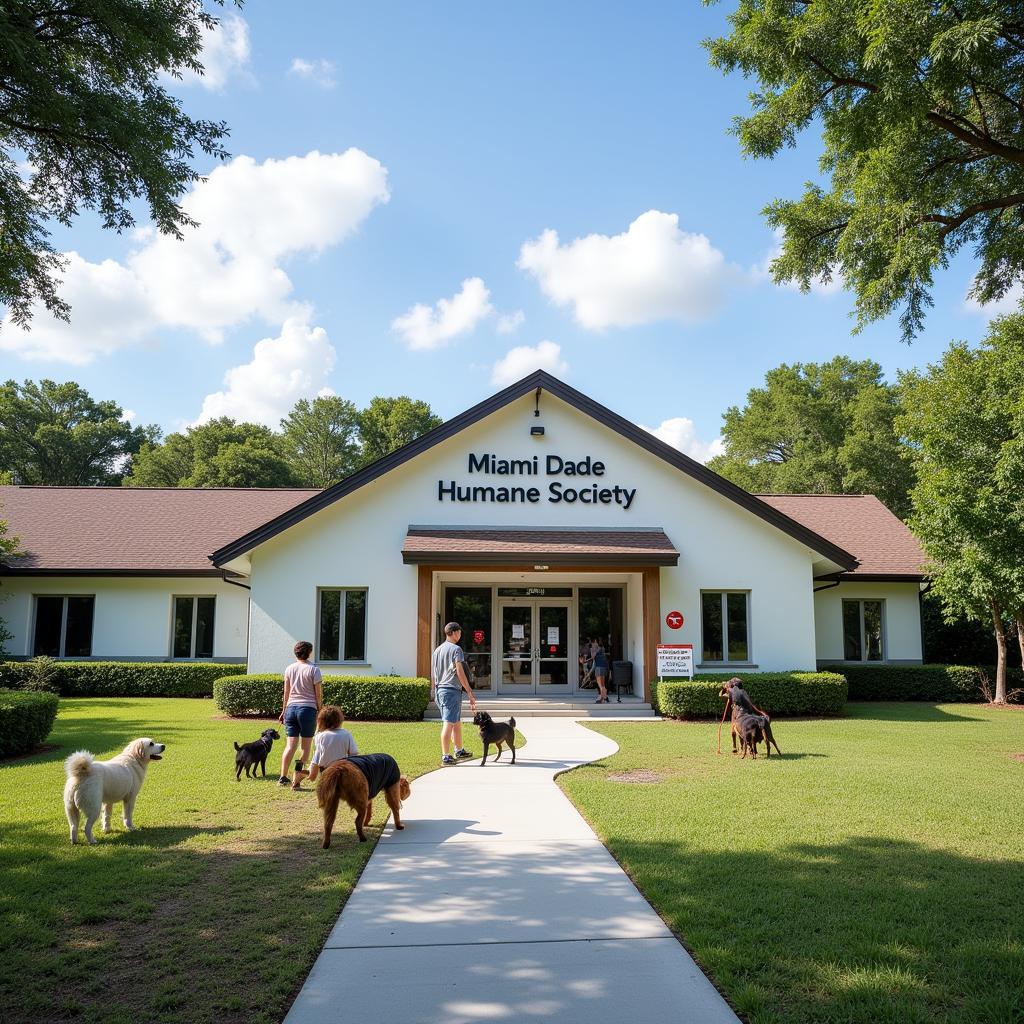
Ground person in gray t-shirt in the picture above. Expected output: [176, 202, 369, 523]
[431, 622, 477, 766]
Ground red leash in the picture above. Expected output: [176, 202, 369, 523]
[717, 698, 730, 755]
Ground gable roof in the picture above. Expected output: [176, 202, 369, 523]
[756, 494, 925, 580]
[209, 371, 858, 571]
[0, 486, 319, 575]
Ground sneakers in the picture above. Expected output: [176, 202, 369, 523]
[277, 776, 290, 786]
[454, 748, 474, 760]
[441, 754, 457, 766]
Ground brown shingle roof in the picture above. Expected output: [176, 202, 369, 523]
[0, 486, 320, 574]
[402, 527, 679, 566]
[755, 494, 925, 579]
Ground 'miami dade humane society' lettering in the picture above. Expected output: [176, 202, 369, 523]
[438, 453, 637, 509]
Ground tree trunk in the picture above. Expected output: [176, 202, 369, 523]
[1016, 616, 1024, 673]
[990, 597, 1007, 704]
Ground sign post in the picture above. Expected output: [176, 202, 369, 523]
[656, 644, 694, 684]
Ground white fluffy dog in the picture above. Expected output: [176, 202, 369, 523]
[63, 738, 165, 845]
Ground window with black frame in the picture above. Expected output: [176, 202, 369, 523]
[33, 595, 95, 657]
[443, 587, 492, 689]
[701, 591, 750, 663]
[172, 596, 216, 658]
[318, 588, 368, 663]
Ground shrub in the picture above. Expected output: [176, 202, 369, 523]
[0, 661, 246, 698]
[213, 674, 431, 721]
[839, 663, 1024, 702]
[653, 672, 848, 720]
[0, 689, 59, 758]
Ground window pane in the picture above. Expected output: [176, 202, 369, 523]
[173, 597, 193, 658]
[726, 593, 749, 662]
[319, 590, 341, 661]
[843, 601, 862, 661]
[195, 597, 215, 658]
[579, 588, 624, 664]
[33, 596, 63, 656]
[343, 590, 366, 661]
[864, 601, 883, 661]
[702, 592, 723, 662]
[445, 587, 492, 688]
[64, 597, 94, 657]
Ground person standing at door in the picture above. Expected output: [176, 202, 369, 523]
[593, 639, 609, 703]
[431, 622, 477, 766]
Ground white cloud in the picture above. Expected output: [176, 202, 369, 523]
[641, 417, 725, 464]
[289, 57, 338, 89]
[0, 149, 390, 363]
[963, 281, 1023, 318]
[518, 211, 741, 329]
[752, 228, 843, 296]
[491, 340, 568, 387]
[121, 409, 137, 423]
[194, 315, 336, 426]
[496, 310, 525, 334]
[176, 14, 252, 91]
[392, 277, 494, 350]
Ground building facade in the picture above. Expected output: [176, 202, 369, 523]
[1, 372, 926, 698]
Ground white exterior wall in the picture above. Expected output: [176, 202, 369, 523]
[1, 577, 249, 660]
[814, 581, 923, 663]
[247, 392, 823, 676]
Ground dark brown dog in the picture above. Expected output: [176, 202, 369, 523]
[718, 681, 781, 759]
[316, 753, 411, 847]
[472, 711, 516, 766]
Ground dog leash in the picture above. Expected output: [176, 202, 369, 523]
[717, 698, 730, 755]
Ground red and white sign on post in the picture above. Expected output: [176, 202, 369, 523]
[656, 644, 694, 680]
[665, 610, 684, 630]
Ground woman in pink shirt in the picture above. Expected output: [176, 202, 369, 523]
[278, 640, 323, 789]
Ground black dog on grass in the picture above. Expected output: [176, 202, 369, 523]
[234, 728, 281, 780]
[472, 711, 516, 766]
[719, 680, 781, 759]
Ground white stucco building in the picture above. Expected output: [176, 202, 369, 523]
[1, 372, 926, 700]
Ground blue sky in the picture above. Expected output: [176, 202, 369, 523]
[0, 1, 1005, 457]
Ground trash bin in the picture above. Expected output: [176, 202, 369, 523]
[611, 661, 633, 702]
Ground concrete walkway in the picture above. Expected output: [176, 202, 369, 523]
[284, 719, 738, 1024]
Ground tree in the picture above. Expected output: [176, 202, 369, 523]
[0, 0, 237, 329]
[706, 1, 1024, 339]
[707, 356, 915, 517]
[0, 379, 158, 484]
[281, 396, 361, 488]
[897, 319, 1024, 702]
[358, 396, 443, 467]
[126, 418, 295, 488]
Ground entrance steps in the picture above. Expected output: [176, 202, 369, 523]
[423, 697, 658, 720]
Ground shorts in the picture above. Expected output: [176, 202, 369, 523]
[435, 687, 463, 724]
[284, 704, 317, 738]
[595, 664, 608, 677]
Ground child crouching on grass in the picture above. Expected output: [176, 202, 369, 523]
[306, 705, 358, 783]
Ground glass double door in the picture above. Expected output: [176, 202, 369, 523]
[498, 600, 572, 694]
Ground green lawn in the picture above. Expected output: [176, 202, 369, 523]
[0, 698, 447, 1024]
[559, 703, 1024, 1024]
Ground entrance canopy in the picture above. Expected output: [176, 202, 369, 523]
[401, 525, 679, 566]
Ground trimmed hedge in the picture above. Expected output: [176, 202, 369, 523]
[653, 672, 848, 720]
[213, 674, 431, 721]
[0, 661, 247, 698]
[839, 663, 1024, 702]
[0, 689, 59, 758]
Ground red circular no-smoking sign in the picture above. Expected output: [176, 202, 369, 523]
[665, 610, 684, 630]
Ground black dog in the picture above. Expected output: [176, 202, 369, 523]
[472, 711, 516, 766]
[234, 728, 280, 780]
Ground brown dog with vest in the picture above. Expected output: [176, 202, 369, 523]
[316, 753, 411, 847]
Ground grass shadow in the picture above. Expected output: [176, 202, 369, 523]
[846, 702, 988, 723]
[606, 833, 1023, 1023]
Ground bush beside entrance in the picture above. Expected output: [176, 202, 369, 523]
[213, 674, 431, 721]
[653, 671, 848, 719]
[839, 663, 1023, 702]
